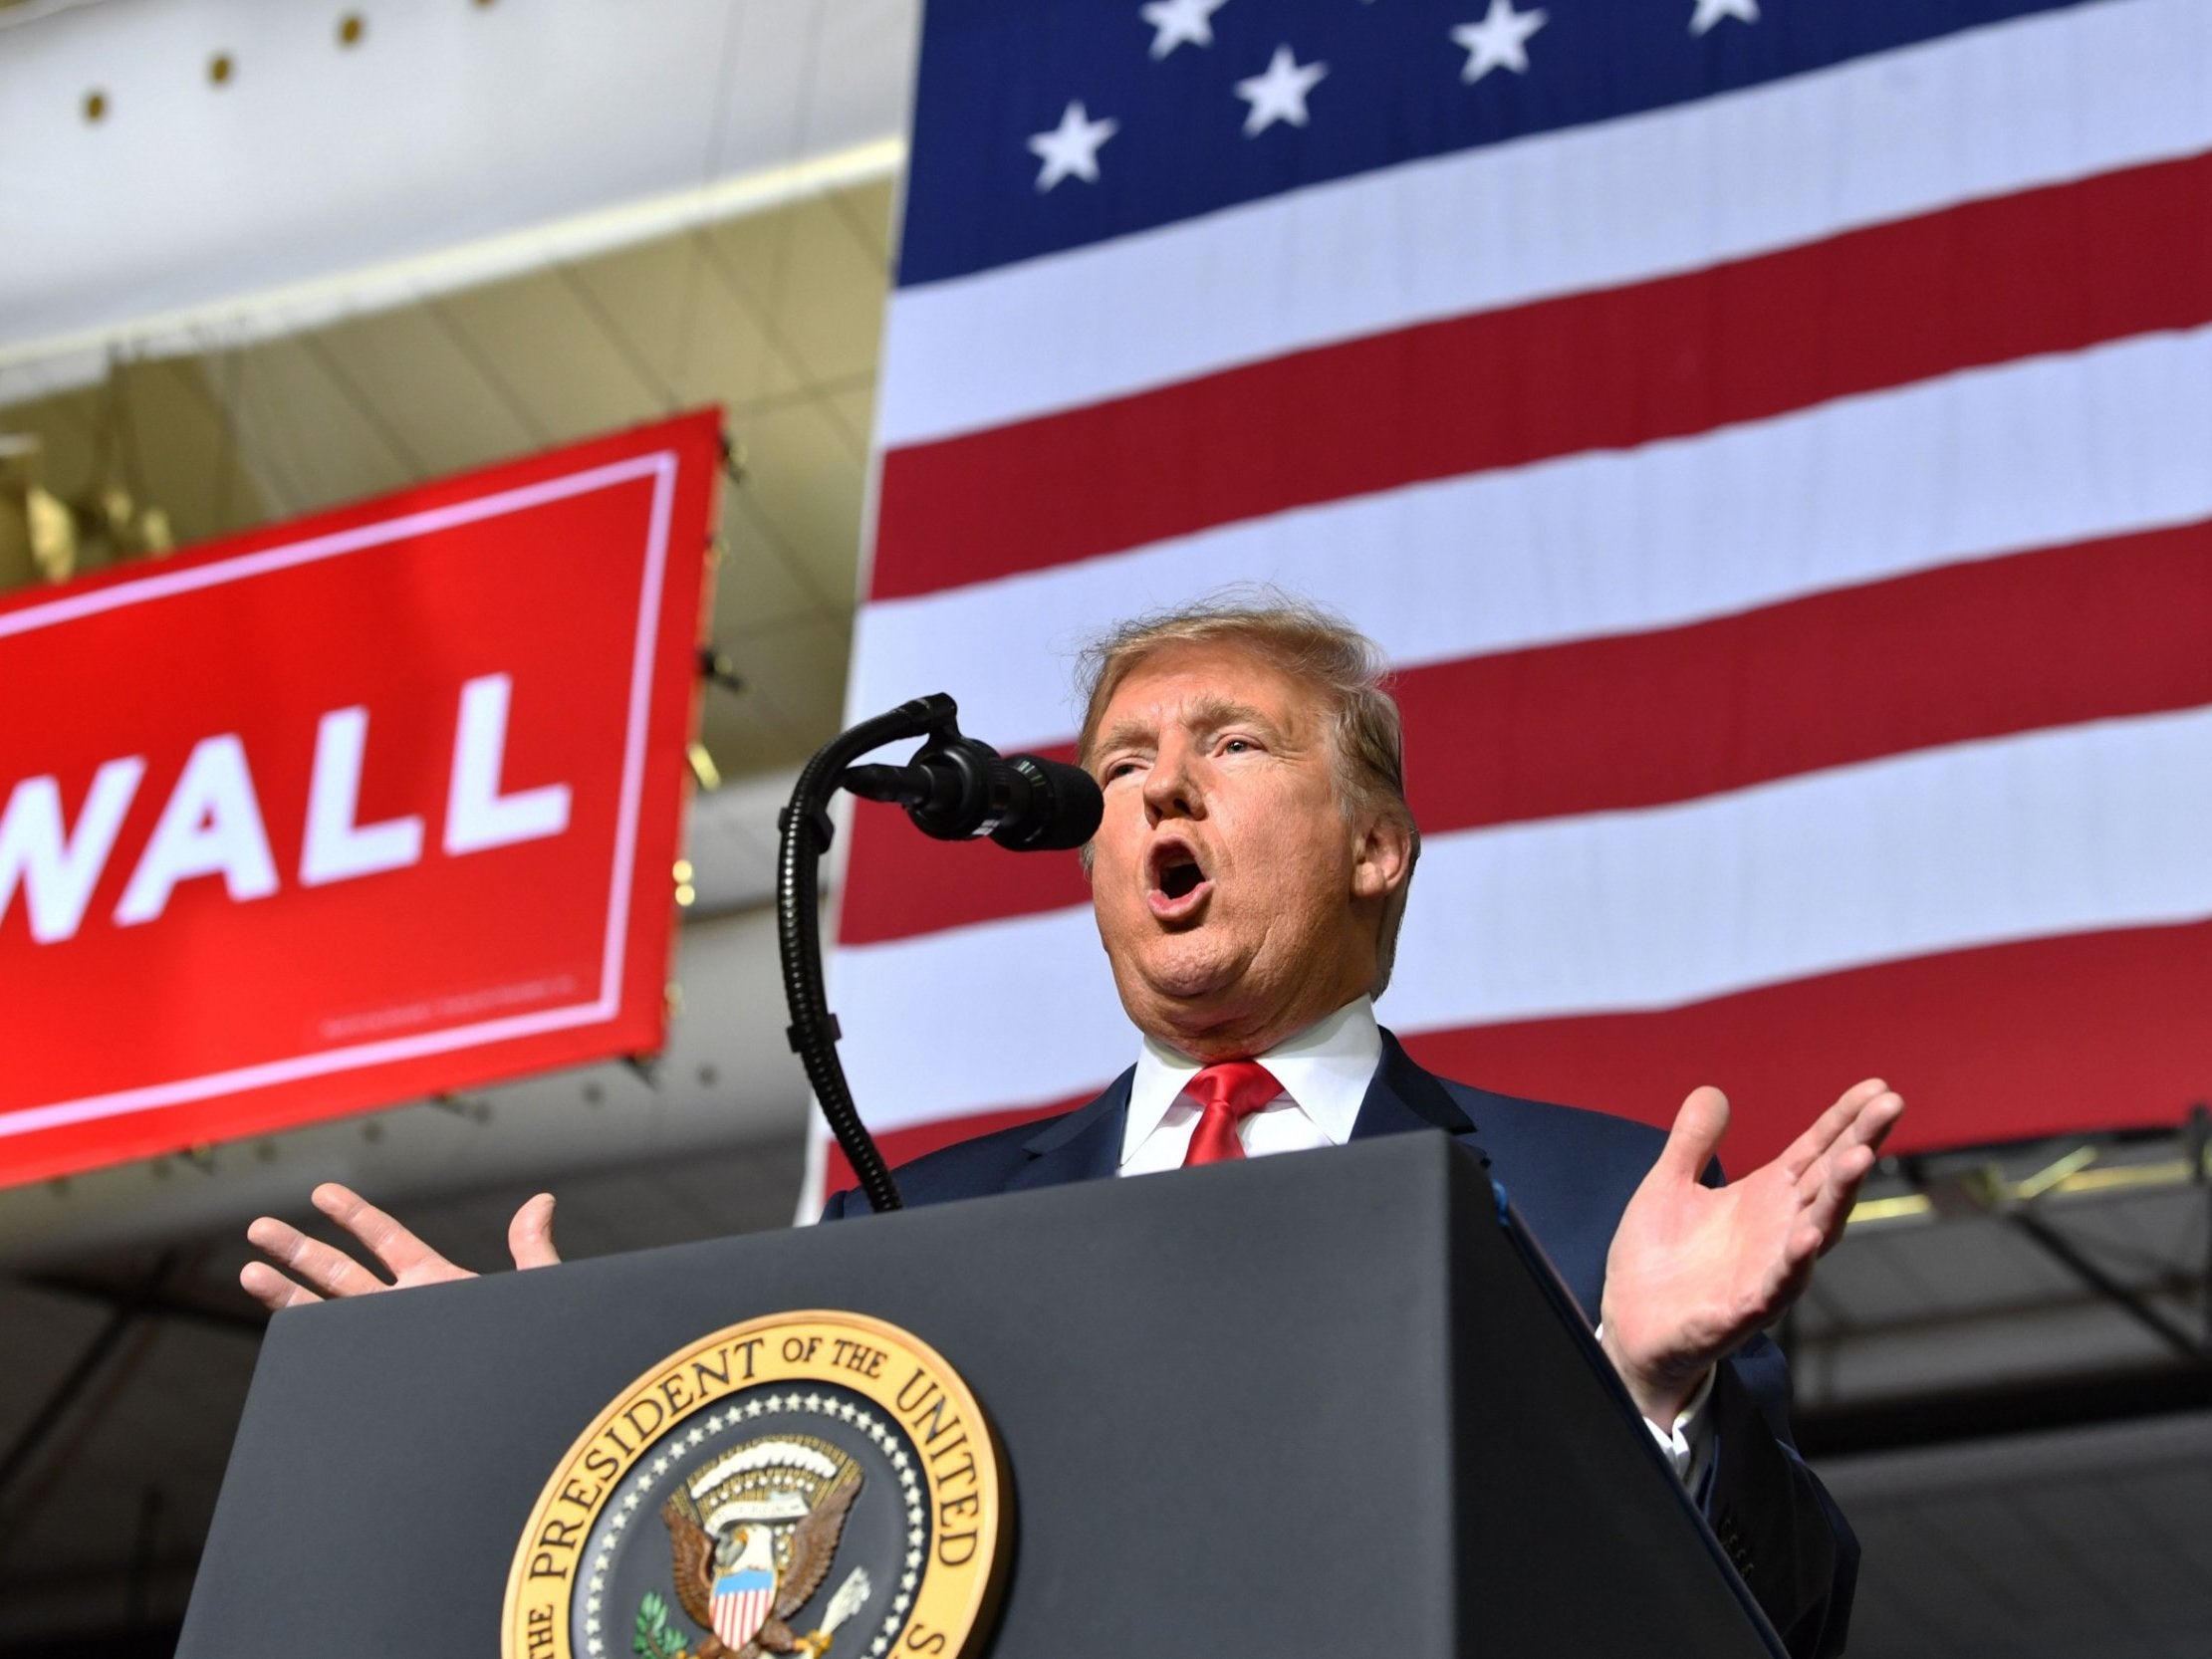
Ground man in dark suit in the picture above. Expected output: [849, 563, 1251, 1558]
[247, 596, 1896, 1657]
[825, 1031, 1857, 1656]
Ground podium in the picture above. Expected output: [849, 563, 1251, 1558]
[179, 1131, 1783, 1658]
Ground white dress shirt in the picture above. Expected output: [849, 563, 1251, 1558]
[1116, 995, 1714, 1484]
[1119, 996, 1379, 1172]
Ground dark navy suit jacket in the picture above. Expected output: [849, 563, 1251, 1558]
[823, 1031, 1857, 1658]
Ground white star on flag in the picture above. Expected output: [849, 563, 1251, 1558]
[1690, 0, 1760, 35]
[1451, 0, 1547, 84]
[1028, 100, 1118, 189]
[1140, 0, 1226, 60]
[1236, 45, 1327, 136]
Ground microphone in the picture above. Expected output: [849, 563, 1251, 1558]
[842, 732, 1102, 851]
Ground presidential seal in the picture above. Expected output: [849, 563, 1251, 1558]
[504, 1310, 1008, 1659]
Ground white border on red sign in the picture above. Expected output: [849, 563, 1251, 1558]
[0, 449, 681, 1140]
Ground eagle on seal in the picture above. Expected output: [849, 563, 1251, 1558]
[660, 1465, 863, 1659]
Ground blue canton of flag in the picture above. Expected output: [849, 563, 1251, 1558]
[900, 0, 2088, 286]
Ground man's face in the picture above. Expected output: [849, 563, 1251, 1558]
[1084, 640, 1409, 1060]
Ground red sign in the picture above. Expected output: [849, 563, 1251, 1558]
[0, 411, 722, 1185]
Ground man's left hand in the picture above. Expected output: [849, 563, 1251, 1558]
[1598, 1078, 1904, 1425]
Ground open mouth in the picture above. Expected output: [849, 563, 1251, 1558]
[1147, 841, 1212, 917]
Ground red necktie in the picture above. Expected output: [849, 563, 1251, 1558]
[1179, 1061, 1285, 1166]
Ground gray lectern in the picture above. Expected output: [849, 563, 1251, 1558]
[178, 1132, 1783, 1658]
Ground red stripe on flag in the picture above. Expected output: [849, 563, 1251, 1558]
[1402, 516, 2212, 833]
[838, 517, 2212, 944]
[1403, 920, 2212, 1173]
[827, 921, 2212, 1210]
[871, 149, 2212, 600]
[840, 811, 1091, 946]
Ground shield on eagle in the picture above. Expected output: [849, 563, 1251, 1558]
[711, 1564, 777, 1650]
[660, 1434, 867, 1655]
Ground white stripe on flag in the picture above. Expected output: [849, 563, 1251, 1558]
[830, 705, 2212, 1129]
[854, 324, 2212, 750]
[878, 0, 2212, 446]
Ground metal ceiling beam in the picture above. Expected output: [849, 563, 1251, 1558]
[0, 1624, 185, 1659]
[0, 1252, 180, 1511]
[1798, 1359, 2212, 1459]
[19, 1271, 265, 1338]
[1853, 1123, 2212, 1231]
[2005, 1208, 2206, 1362]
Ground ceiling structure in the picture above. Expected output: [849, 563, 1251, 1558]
[0, 0, 915, 399]
[0, 176, 904, 1633]
[1824, 1407, 2212, 1659]
[0, 9, 915, 1638]
[0, 162, 902, 1353]
[1, 174, 896, 781]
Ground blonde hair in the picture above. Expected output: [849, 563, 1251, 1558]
[1074, 589, 1421, 997]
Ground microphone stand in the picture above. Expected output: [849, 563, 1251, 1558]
[776, 693, 963, 1214]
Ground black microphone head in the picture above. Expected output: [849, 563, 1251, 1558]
[990, 754, 1104, 851]
[902, 736, 1000, 839]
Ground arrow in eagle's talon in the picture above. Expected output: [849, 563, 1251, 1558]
[821, 1566, 871, 1635]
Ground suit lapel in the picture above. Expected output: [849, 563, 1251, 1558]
[1352, 1031, 1481, 1147]
[1003, 1067, 1132, 1193]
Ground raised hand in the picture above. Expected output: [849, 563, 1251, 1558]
[240, 1181, 561, 1312]
[1598, 1078, 1903, 1423]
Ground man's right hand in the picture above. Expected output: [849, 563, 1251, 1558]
[240, 1182, 561, 1311]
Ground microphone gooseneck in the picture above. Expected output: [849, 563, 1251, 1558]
[775, 694, 1103, 1216]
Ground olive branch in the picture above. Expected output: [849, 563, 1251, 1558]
[633, 1589, 692, 1659]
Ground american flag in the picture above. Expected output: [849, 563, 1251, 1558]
[818, 0, 2212, 1199]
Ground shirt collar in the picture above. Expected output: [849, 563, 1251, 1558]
[1122, 997, 1382, 1161]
